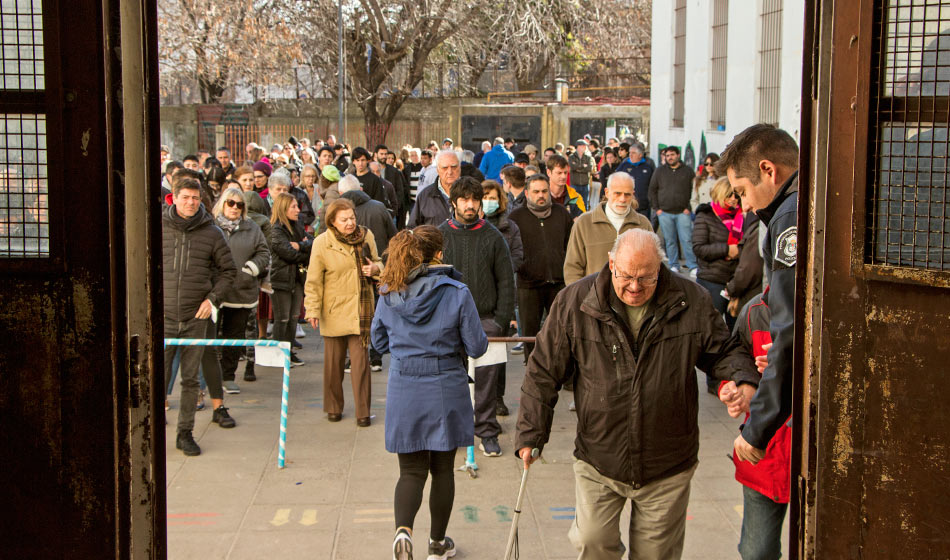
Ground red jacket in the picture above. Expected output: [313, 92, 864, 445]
[720, 292, 791, 503]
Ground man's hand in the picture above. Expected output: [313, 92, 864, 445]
[655, 209, 664, 216]
[682, 209, 691, 215]
[727, 244, 739, 260]
[195, 299, 213, 320]
[734, 434, 766, 464]
[518, 447, 539, 470]
[308, 317, 319, 329]
[290, 241, 300, 251]
[718, 381, 756, 418]
[756, 343, 772, 374]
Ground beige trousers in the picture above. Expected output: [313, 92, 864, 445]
[568, 459, 697, 560]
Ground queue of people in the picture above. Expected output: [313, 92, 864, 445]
[161, 125, 797, 560]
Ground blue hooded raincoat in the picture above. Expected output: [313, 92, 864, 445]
[372, 265, 489, 453]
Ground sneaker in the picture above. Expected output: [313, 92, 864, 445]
[495, 397, 509, 416]
[670, 266, 681, 274]
[427, 536, 456, 560]
[196, 390, 205, 411]
[479, 436, 502, 457]
[212, 405, 236, 428]
[344, 359, 351, 374]
[266, 322, 274, 335]
[290, 352, 305, 367]
[510, 342, 524, 355]
[223, 380, 240, 394]
[176, 431, 201, 456]
[393, 528, 412, 560]
[295, 324, 306, 338]
[291, 338, 302, 349]
[371, 363, 383, 372]
[689, 268, 698, 279]
[569, 400, 576, 411]
[243, 363, 256, 382]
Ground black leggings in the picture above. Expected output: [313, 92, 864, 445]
[394, 449, 457, 541]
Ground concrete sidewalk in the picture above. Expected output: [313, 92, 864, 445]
[165, 333, 782, 559]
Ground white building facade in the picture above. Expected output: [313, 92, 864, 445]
[649, 0, 805, 166]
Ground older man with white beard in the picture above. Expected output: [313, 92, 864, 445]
[563, 172, 654, 284]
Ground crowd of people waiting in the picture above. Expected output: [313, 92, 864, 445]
[160, 124, 797, 560]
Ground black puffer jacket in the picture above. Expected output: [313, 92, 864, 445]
[407, 182, 453, 228]
[486, 211, 525, 273]
[269, 220, 312, 291]
[692, 203, 739, 285]
[162, 204, 236, 322]
[515, 264, 758, 486]
[218, 217, 270, 307]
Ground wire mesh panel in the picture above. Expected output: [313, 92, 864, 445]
[709, 0, 728, 130]
[0, 0, 43, 90]
[671, 0, 687, 128]
[758, 0, 783, 127]
[868, 1, 950, 271]
[0, 113, 48, 257]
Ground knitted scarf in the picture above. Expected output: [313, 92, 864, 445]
[526, 196, 552, 219]
[215, 215, 241, 234]
[331, 225, 374, 347]
[711, 202, 744, 245]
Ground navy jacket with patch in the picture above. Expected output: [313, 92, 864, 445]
[741, 171, 798, 449]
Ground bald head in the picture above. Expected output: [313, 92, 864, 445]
[608, 229, 663, 307]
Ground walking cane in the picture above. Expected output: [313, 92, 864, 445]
[504, 447, 539, 559]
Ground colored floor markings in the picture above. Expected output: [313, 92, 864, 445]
[551, 506, 575, 521]
[300, 510, 318, 526]
[460, 505, 480, 523]
[734, 504, 744, 517]
[553, 515, 576, 520]
[167, 512, 221, 518]
[549, 507, 575, 511]
[493, 505, 513, 522]
[270, 509, 291, 526]
[354, 508, 392, 524]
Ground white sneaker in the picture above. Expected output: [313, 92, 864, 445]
[393, 529, 412, 560]
[689, 268, 698, 279]
[295, 324, 306, 338]
[266, 322, 273, 336]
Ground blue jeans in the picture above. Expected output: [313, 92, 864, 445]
[657, 211, 697, 270]
[739, 485, 788, 560]
[573, 183, 589, 208]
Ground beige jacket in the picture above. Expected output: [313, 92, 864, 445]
[563, 203, 653, 284]
[303, 228, 383, 337]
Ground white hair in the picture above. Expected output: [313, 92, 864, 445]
[493, 137, 504, 146]
[609, 229, 663, 263]
[434, 149, 459, 167]
[461, 150, 475, 163]
[267, 172, 292, 189]
[481, 141, 491, 149]
[410, 147, 421, 157]
[338, 174, 361, 194]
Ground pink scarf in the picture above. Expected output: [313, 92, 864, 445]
[711, 202, 744, 245]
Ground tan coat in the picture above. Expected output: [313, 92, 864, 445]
[563, 203, 653, 284]
[304, 228, 383, 337]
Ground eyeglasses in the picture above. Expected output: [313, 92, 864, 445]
[612, 268, 659, 286]
[225, 199, 245, 209]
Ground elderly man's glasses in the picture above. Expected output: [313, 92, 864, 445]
[612, 267, 659, 286]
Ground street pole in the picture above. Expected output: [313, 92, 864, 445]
[338, 0, 345, 142]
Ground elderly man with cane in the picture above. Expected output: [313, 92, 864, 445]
[515, 228, 758, 559]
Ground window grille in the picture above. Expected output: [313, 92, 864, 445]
[867, 1, 950, 271]
[672, 0, 687, 128]
[758, 0, 783, 127]
[0, 0, 45, 259]
[709, 0, 728, 130]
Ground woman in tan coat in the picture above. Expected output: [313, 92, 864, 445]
[304, 198, 383, 426]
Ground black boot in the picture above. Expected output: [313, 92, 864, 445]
[176, 431, 201, 456]
[243, 361, 256, 382]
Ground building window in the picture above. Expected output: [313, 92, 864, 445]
[867, 1, 950, 271]
[709, 0, 728, 130]
[758, 0, 783, 127]
[671, 0, 687, 128]
[0, 0, 47, 259]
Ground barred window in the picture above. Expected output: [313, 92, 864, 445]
[867, 1, 950, 271]
[709, 0, 728, 130]
[758, 0, 783, 127]
[0, 0, 46, 259]
[672, 0, 686, 128]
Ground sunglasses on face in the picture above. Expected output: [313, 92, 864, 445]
[225, 199, 245, 209]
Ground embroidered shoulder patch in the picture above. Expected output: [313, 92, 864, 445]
[774, 226, 797, 267]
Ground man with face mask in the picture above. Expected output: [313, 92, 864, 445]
[437, 176, 514, 458]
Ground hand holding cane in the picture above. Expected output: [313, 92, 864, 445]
[505, 447, 540, 559]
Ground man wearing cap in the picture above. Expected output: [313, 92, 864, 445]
[442, 138, 454, 150]
[479, 136, 514, 182]
[649, 146, 698, 275]
[569, 139, 597, 208]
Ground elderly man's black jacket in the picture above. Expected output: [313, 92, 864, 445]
[515, 263, 758, 486]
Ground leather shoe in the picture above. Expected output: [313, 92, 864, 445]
[327, 413, 342, 422]
[356, 417, 371, 427]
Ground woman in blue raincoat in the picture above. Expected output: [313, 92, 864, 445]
[371, 225, 488, 560]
